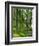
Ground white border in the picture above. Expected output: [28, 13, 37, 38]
[9, 4, 36, 42]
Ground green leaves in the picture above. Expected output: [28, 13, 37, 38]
[12, 8, 32, 37]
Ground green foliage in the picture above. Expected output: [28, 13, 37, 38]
[11, 8, 32, 37]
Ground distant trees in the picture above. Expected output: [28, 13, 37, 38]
[12, 8, 32, 37]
